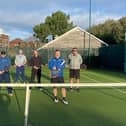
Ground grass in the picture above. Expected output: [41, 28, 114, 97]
[1, 66, 126, 126]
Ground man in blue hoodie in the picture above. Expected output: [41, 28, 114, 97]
[0, 51, 13, 96]
[48, 50, 68, 105]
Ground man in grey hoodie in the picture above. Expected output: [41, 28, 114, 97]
[68, 48, 82, 91]
[15, 49, 27, 83]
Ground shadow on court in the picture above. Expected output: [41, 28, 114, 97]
[13, 89, 22, 112]
[0, 91, 24, 126]
[40, 87, 54, 100]
[0, 93, 12, 125]
[29, 102, 123, 126]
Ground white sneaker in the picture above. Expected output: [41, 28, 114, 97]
[39, 87, 43, 91]
[62, 98, 68, 105]
[8, 93, 13, 96]
[54, 98, 59, 103]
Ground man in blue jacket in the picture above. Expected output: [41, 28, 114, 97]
[0, 51, 13, 96]
[48, 50, 68, 105]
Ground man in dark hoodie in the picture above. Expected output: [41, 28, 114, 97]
[29, 50, 42, 86]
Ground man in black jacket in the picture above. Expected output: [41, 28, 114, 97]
[29, 50, 42, 84]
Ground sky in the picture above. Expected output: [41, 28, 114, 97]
[0, 0, 126, 40]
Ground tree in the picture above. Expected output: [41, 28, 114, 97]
[119, 17, 126, 40]
[33, 23, 50, 42]
[119, 17, 126, 30]
[33, 11, 74, 42]
[90, 19, 124, 45]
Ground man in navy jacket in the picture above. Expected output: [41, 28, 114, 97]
[0, 51, 13, 96]
[48, 50, 68, 105]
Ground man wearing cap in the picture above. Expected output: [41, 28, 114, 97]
[0, 51, 13, 96]
[15, 49, 27, 83]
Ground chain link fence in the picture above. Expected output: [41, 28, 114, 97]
[0, 44, 124, 71]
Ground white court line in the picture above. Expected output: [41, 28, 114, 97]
[24, 69, 126, 94]
[81, 73, 126, 94]
[84, 72, 126, 94]
[81, 74, 99, 83]
[83, 71, 121, 82]
[111, 87, 126, 94]
[64, 70, 99, 83]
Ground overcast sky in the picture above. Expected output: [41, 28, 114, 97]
[0, 0, 125, 40]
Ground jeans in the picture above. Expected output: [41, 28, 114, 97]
[0, 72, 13, 93]
[15, 66, 26, 82]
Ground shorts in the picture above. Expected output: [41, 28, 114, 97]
[69, 69, 80, 79]
[51, 77, 65, 88]
[51, 77, 64, 83]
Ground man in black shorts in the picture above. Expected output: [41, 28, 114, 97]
[68, 48, 82, 91]
[48, 50, 68, 104]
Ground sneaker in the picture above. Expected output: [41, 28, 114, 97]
[62, 98, 68, 105]
[8, 89, 13, 96]
[29, 87, 32, 90]
[54, 97, 59, 103]
[70, 87, 73, 92]
[8, 93, 13, 96]
[39, 87, 43, 91]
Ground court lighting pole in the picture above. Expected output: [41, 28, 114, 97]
[88, 0, 92, 67]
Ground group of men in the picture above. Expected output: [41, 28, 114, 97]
[0, 48, 82, 105]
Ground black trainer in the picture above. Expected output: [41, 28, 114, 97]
[62, 97, 68, 105]
[70, 87, 73, 92]
[8, 91, 13, 96]
[54, 97, 59, 103]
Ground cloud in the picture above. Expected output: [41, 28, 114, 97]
[0, 28, 4, 34]
[71, 11, 121, 29]
[0, 10, 45, 28]
[0, 9, 122, 39]
[0, 0, 125, 39]
[92, 12, 121, 24]
[6, 29, 32, 40]
[0, 10, 47, 39]
[0, 26, 32, 40]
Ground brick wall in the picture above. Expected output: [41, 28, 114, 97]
[44, 28, 103, 49]
[0, 34, 9, 48]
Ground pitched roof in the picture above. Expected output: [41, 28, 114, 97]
[37, 26, 109, 50]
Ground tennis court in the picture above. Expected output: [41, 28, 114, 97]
[1, 66, 126, 126]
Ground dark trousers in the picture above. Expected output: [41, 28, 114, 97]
[0, 72, 13, 93]
[15, 66, 26, 82]
[31, 68, 41, 83]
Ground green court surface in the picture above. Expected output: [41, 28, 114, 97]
[1, 67, 126, 126]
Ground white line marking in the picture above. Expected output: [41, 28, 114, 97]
[81, 73, 126, 94]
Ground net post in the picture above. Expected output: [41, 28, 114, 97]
[24, 85, 31, 126]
